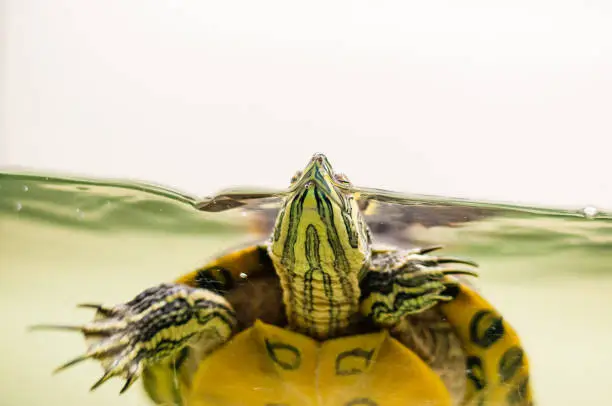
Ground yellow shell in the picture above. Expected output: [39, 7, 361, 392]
[188, 320, 452, 406]
[151, 246, 533, 406]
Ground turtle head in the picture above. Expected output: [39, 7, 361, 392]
[269, 153, 371, 279]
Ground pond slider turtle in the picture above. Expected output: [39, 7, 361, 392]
[38, 153, 533, 406]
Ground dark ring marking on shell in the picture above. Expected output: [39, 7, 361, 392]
[344, 397, 378, 406]
[264, 339, 302, 370]
[469, 310, 505, 348]
[507, 376, 530, 405]
[499, 346, 525, 383]
[466, 356, 486, 391]
[335, 348, 375, 376]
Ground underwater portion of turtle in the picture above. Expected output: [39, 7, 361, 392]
[38, 154, 533, 406]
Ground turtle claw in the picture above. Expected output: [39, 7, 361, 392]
[77, 303, 120, 317]
[90, 370, 114, 391]
[119, 371, 140, 394]
[32, 296, 153, 392]
[428, 256, 480, 268]
[428, 267, 480, 278]
[54, 354, 93, 373]
[49, 315, 144, 392]
[88, 361, 141, 394]
[29, 324, 85, 332]
[414, 245, 444, 254]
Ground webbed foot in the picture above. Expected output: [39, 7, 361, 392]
[360, 246, 478, 327]
[32, 283, 236, 393]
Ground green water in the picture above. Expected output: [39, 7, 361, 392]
[1, 171, 611, 406]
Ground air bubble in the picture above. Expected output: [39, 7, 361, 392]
[76, 208, 84, 219]
[582, 206, 598, 219]
[239, 272, 248, 279]
[15, 202, 22, 211]
[22, 185, 29, 192]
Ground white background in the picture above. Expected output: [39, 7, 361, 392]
[2, 1, 611, 209]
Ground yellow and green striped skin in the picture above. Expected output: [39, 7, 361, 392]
[267, 154, 371, 339]
[42, 154, 534, 406]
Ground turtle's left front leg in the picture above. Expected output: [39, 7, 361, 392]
[360, 246, 478, 328]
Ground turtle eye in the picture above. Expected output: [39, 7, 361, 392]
[290, 171, 302, 184]
[334, 173, 351, 185]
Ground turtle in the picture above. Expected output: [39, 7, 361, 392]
[36, 153, 533, 406]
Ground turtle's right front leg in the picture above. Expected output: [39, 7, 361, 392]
[35, 283, 237, 393]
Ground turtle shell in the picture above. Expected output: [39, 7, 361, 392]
[148, 244, 532, 406]
[437, 282, 533, 405]
[176, 286, 532, 406]
[188, 320, 452, 406]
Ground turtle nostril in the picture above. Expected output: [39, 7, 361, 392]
[312, 153, 325, 163]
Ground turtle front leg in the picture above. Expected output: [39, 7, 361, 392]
[360, 246, 478, 328]
[34, 283, 236, 393]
